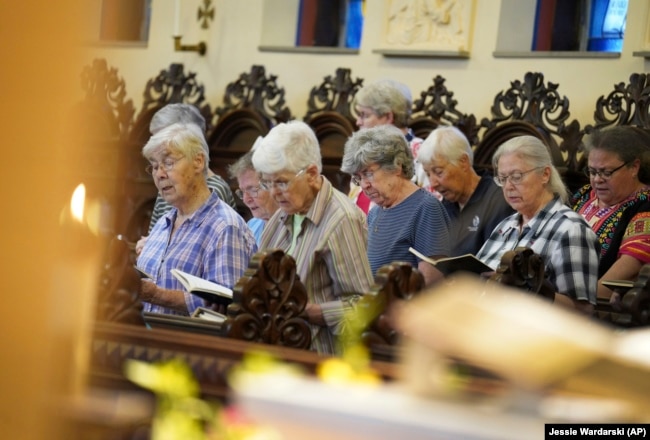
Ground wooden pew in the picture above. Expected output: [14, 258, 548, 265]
[303, 67, 363, 194]
[586, 72, 650, 132]
[71, 58, 136, 237]
[90, 239, 399, 402]
[207, 65, 292, 219]
[411, 74, 480, 145]
[473, 72, 587, 193]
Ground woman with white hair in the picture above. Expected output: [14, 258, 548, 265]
[137, 123, 257, 316]
[476, 135, 599, 314]
[252, 120, 373, 355]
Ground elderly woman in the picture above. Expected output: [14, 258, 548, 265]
[137, 123, 257, 316]
[418, 126, 513, 256]
[228, 142, 278, 245]
[351, 79, 431, 213]
[341, 124, 450, 286]
[252, 120, 374, 355]
[476, 135, 599, 314]
[135, 103, 235, 256]
[571, 126, 650, 301]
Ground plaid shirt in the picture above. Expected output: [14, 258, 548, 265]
[477, 196, 599, 304]
[137, 191, 257, 315]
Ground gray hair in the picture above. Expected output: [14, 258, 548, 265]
[150, 103, 206, 134]
[252, 121, 322, 174]
[419, 126, 473, 166]
[353, 79, 412, 128]
[341, 124, 415, 179]
[493, 135, 567, 202]
[585, 126, 650, 184]
[142, 122, 209, 176]
[228, 150, 255, 179]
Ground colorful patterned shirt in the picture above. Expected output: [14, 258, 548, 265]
[572, 185, 650, 276]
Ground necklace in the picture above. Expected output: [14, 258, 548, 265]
[373, 206, 390, 233]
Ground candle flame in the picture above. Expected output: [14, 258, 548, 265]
[70, 184, 86, 222]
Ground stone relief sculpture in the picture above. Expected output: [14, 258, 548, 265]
[384, 0, 474, 51]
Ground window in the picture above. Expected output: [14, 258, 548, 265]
[532, 0, 627, 52]
[296, 0, 364, 48]
[100, 0, 151, 43]
[260, 0, 364, 52]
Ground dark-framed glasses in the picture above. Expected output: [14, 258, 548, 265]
[494, 166, 544, 187]
[235, 186, 261, 199]
[583, 161, 630, 180]
[145, 157, 183, 175]
[259, 169, 306, 191]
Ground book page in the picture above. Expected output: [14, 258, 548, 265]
[191, 306, 226, 323]
[171, 269, 233, 298]
[408, 248, 492, 276]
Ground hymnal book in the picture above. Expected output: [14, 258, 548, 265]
[170, 269, 233, 305]
[601, 279, 635, 291]
[191, 306, 227, 324]
[134, 266, 154, 279]
[408, 247, 493, 276]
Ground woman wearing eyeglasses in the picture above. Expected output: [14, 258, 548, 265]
[571, 126, 650, 302]
[137, 123, 257, 316]
[476, 135, 599, 314]
[252, 120, 374, 356]
[228, 143, 279, 245]
[341, 124, 451, 287]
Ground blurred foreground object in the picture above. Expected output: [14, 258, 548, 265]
[396, 275, 650, 421]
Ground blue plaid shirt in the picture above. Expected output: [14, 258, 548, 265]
[477, 196, 599, 304]
[137, 191, 257, 315]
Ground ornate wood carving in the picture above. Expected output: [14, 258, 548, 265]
[90, 321, 399, 401]
[304, 67, 363, 124]
[587, 73, 650, 132]
[475, 72, 586, 192]
[303, 68, 362, 194]
[487, 247, 555, 302]
[132, 63, 213, 142]
[77, 58, 135, 140]
[213, 65, 292, 128]
[411, 75, 480, 145]
[95, 235, 145, 326]
[222, 250, 312, 350]
[361, 262, 425, 361]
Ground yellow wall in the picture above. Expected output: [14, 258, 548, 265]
[87, 0, 650, 127]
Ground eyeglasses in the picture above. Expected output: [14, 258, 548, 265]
[259, 169, 305, 191]
[351, 168, 378, 186]
[235, 186, 262, 199]
[494, 166, 544, 186]
[145, 156, 184, 175]
[583, 161, 630, 180]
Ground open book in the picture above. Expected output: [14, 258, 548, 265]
[601, 279, 635, 291]
[171, 268, 233, 305]
[409, 247, 493, 276]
